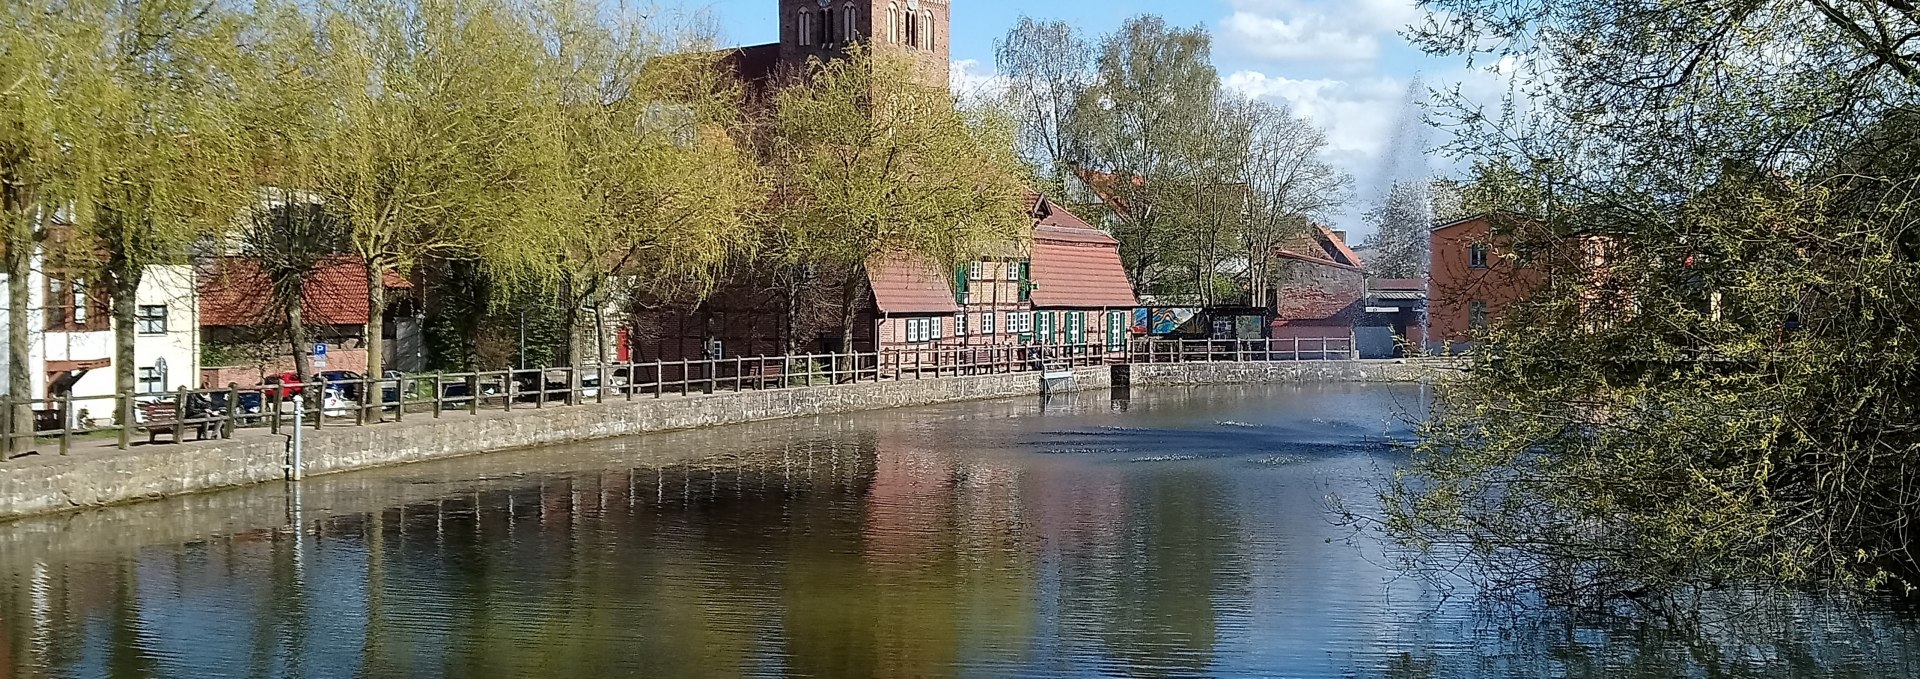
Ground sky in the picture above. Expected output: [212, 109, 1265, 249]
[683, 0, 1495, 239]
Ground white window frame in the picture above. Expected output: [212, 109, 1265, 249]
[981, 311, 996, 336]
[969, 261, 984, 280]
[922, 11, 934, 50]
[887, 3, 899, 43]
[956, 312, 968, 337]
[1006, 261, 1019, 281]
[137, 366, 164, 394]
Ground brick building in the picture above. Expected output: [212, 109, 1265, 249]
[1268, 226, 1366, 346]
[1426, 214, 1546, 351]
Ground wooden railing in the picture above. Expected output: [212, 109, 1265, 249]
[1128, 337, 1356, 363]
[0, 343, 1125, 456]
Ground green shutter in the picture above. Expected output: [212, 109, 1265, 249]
[954, 266, 969, 304]
[1018, 261, 1032, 302]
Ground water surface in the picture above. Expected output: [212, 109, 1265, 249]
[3, 383, 1919, 678]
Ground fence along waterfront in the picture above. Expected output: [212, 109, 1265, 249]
[0, 337, 1354, 456]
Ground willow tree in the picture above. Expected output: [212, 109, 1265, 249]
[768, 46, 1031, 349]
[0, 3, 92, 443]
[313, 0, 562, 381]
[1381, 0, 1920, 607]
[67, 0, 247, 411]
[528, 5, 760, 366]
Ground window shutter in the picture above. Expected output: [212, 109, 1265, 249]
[954, 266, 969, 304]
[1018, 261, 1032, 302]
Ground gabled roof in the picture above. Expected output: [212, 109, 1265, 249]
[1432, 213, 1493, 232]
[1274, 226, 1365, 272]
[1026, 192, 1136, 309]
[200, 256, 409, 327]
[867, 254, 959, 315]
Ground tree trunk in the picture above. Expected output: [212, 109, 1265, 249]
[837, 263, 864, 353]
[288, 303, 311, 382]
[109, 257, 140, 426]
[365, 262, 385, 381]
[5, 199, 32, 452]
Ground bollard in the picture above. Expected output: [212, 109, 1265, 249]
[58, 394, 72, 456]
[225, 384, 240, 438]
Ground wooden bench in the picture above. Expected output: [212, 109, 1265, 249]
[138, 401, 214, 444]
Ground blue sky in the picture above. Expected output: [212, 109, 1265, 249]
[684, 0, 1489, 238]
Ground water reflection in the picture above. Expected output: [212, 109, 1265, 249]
[3, 384, 1920, 677]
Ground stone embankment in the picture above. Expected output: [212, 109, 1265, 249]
[0, 360, 1455, 521]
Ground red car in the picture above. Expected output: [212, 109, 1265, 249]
[260, 372, 305, 398]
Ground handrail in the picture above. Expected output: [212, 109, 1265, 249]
[0, 338, 1349, 458]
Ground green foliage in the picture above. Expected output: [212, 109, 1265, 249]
[1361, 182, 1431, 278]
[767, 46, 1032, 341]
[994, 15, 1349, 305]
[1388, 0, 1920, 608]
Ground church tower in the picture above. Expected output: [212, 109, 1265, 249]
[775, 0, 951, 89]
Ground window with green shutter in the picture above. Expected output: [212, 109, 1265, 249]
[1017, 261, 1032, 302]
[1107, 311, 1126, 350]
[953, 266, 970, 305]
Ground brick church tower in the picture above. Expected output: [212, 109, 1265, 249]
[769, 0, 951, 89]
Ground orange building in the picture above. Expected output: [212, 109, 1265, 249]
[1426, 214, 1546, 350]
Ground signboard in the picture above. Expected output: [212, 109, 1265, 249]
[1365, 306, 1402, 313]
[312, 342, 329, 368]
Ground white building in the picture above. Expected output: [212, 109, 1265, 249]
[0, 258, 200, 422]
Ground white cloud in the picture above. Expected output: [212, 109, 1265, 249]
[1223, 71, 1407, 165]
[1219, 0, 1424, 68]
[949, 59, 1008, 103]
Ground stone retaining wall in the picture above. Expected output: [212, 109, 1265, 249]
[0, 359, 1460, 522]
[0, 365, 1112, 521]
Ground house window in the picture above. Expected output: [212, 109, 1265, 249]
[1035, 311, 1054, 344]
[46, 273, 109, 331]
[1469, 243, 1490, 269]
[137, 366, 164, 394]
[1469, 300, 1489, 331]
[970, 261, 984, 280]
[1010, 311, 1031, 336]
[1006, 261, 1019, 281]
[905, 317, 942, 343]
[820, 7, 833, 44]
[981, 311, 996, 335]
[135, 305, 167, 335]
[906, 9, 918, 48]
[1065, 311, 1083, 345]
[922, 11, 934, 50]
[956, 312, 968, 337]
[1107, 311, 1127, 350]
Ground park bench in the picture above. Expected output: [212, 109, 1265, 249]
[138, 400, 215, 444]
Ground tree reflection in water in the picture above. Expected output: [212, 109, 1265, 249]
[1, 384, 1919, 678]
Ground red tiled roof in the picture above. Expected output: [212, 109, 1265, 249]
[200, 256, 384, 326]
[867, 254, 959, 315]
[1275, 225, 1365, 272]
[1024, 192, 1135, 308]
[1371, 278, 1424, 291]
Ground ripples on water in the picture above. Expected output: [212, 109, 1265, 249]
[2, 383, 1919, 678]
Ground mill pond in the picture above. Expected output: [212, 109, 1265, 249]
[2, 383, 1919, 678]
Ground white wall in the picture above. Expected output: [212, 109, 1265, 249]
[134, 265, 199, 394]
[0, 260, 199, 408]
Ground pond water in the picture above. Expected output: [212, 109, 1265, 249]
[3, 383, 1920, 678]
